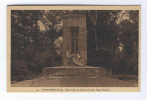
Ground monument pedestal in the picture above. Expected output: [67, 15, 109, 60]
[43, 66, 108, 78]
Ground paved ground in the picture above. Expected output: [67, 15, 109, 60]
[11, 75, 138, 87]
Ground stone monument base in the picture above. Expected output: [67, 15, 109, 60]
[43, 66, 108, 78]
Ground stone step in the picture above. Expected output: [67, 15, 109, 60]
[43, 66, 108, 78]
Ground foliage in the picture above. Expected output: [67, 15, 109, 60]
[87, 10, 139, 75]
[109, 56, 138, 75]
[11, 10, 63, 81]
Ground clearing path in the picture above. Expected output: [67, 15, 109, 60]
[12, 76, 137, 87]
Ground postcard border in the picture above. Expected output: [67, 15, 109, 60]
[7, 5, 141, 92]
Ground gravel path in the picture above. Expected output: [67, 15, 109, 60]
[11, 76, 138, 87]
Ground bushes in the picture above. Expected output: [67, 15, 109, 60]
[27, 51, 62, 72]
[122, 56, 138, 75]
[87, 49, 138, 75]
[27, 51, 53, 72]
[87, 50, 112, 67]
[110, 56, 138, 75]
[11, 50, 62, 81]
[11, 60, 31, 81]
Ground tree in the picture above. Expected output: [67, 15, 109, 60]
[40, 10, 66, 51]
[88, 10, 98, 51]
[11, 10, 42, 50]
[118, 11, 139, 56]
[96, 10, 121, 56]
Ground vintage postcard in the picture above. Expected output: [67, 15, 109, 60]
[7, 5, 141, 92]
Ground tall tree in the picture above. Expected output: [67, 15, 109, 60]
[88, 10, 98, 51]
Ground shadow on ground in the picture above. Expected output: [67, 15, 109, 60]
[11, 75, 138, 87]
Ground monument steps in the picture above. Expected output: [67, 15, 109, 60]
[43, 66, 108, 78]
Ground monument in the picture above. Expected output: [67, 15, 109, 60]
[62, 14, 87, 67]
[43, 14, 107, 78]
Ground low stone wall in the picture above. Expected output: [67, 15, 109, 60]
[43, 66, 108, 78]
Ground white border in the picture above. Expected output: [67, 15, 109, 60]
[0, 0, 147, 100]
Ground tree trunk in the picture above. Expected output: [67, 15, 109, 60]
[23, 32, 26, 49]
[50, 26, 55, 53]
[112, 41, 116, 56]
[94, 26, 98, 51]
[109, 41, 116, 77]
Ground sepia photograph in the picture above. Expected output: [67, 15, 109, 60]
[7, 6, 141, 92]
